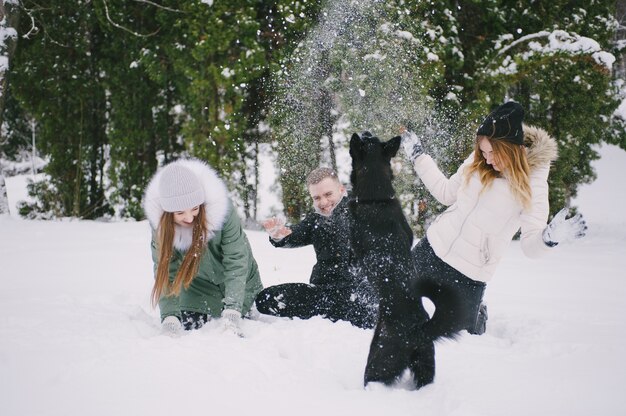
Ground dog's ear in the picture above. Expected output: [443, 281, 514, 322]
[350, 133, 363, 157]
[383, 135, 402, 159]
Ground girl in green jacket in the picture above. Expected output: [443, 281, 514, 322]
[143, 158, 263, 336]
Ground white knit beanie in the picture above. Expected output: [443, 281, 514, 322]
[158, 163, 205, 212]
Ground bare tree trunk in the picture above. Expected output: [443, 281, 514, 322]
[0, 1, 20, 130]
[326, 122, 337, 172]
[0, 1, 19, 215]
[0, 174, 9, 215]
[74, 99, 84, 217]
[252, 138, 259, 220]
[239, 155, 251, 220]
[318, 50, 338, 172]
[616, 0, 626, 78]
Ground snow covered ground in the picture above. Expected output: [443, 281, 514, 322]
[1, 144, 625, 416]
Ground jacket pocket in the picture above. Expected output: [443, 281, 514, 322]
[480, 233, 491, 265]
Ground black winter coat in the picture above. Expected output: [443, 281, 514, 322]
[270, 197, 355, 287]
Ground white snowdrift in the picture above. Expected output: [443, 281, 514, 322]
[1, 145, 625, 416]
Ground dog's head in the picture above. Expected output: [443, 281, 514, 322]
[349, 131, 401, 194]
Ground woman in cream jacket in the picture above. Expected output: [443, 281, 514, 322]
[402, 102, 586, 336]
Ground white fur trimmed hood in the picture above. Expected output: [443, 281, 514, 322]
[143, 158, 230, 250]
[523, 124, 558, 170]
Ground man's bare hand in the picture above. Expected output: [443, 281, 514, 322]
[261, 217, 292, 240]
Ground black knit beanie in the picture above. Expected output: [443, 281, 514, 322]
[476, 101, 525, 145]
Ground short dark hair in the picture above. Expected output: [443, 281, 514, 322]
[306, 167, 339, 186]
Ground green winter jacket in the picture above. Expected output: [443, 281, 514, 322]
[144, 159, 263, 321]
[151, 206, 262, 319]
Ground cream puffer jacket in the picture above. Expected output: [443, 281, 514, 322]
[413, 125, 558, 283]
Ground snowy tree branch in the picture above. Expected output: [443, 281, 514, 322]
[496, 31, 551, 56]
[19, 3, 68, 45]
[101, 0, 160, 37]
[21, 8, 37, 39]
[131, 0, 185, 13]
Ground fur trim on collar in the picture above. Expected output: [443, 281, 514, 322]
[143, 158, 231, 250]
[523, 124, 558, 170]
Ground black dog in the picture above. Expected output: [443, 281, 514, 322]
[349, 131, 458, 389]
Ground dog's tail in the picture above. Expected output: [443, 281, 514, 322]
[413, 278, 465, 342]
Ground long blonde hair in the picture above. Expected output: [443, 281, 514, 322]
[151, 205, 208, 307]
[465, 136, 532, 209]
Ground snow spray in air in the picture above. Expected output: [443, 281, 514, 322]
[269, 0, 467, 221]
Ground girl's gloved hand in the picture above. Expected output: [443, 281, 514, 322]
[400, 130, 424, 163]
[221, 309, 244, 337]
[542, 207, 587, 246]
[161, 315, 182, 336]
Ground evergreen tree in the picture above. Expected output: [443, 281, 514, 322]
[269, 0, 476, 229]
[392, 0, 476, 234]
[143, 0, 280, 221]
[3, 0, 623, 225]
[0, 0, 22, 210]
[0, 0, 20, 129]
[610, 0, 626, 149]
[96, 0, 185, 219]
[395, 0, 625, 230]
[266, 0, 326, 221]
[13, 1, 111, 218]
[233, 0, 297, 221]
[1, 88, 34, 163]
[474, 0, 624, 211]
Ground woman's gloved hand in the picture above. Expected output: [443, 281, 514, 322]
[161, 315, 182, 336]
[542, 207, 587, 246]
[221, 309, 244, 337]
[400, 129, 424, 163]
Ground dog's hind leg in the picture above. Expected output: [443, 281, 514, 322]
[408, 334, 435, 389]
[416, 278, 467, 340]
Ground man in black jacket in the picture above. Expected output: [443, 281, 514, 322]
[255, 167, 378, 328]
